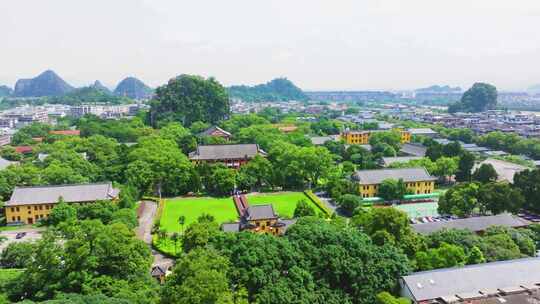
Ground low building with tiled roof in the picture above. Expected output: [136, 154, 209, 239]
[189, 144, 266, 169]
[198, 126, 231, 141]
[353, 167, 436, 198]
[5, 182, 119, 225]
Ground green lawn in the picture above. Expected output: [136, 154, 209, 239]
[159, 197, 239, 233]
[247, 192, 309, 219]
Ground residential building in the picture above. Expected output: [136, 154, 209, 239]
[188, 144, 266, 169]
[198, 126, 232, 141]
[412, 213, 530, 235]
[5, 182, 120, 225]
[353, 167, 436, 198]
[400, 257, 540, 303]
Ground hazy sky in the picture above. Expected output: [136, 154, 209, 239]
[1, 0, 540, 91]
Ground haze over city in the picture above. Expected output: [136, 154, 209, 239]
[1, 0, 540, 91]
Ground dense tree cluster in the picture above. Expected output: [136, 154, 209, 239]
[150, 75, 230, 127]
[448, 83, 497, 113]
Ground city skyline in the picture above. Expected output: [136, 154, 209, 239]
[1, 0, 540, 91]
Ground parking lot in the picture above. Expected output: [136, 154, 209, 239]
[0, 228, 44, 251]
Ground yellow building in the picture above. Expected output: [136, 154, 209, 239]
[353, 167, 436, 198]
[341, 129, 411, 145]
[5, 182, 119, 225]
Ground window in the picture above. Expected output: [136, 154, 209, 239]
[10, 207, 14, 212]
[11, 217, 15, 221]
[256, 222, 260, 227]
[266, 221, 270, 226]
[34, 206, 38, 211]
[17, 216, 20, 221]
[16, 207, 19, 212]
[39, 205, 43, 210]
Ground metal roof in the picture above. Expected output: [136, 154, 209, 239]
[401, 257, 540, 302]
[412, 213, 530, 235]
[189, 144, 263, 160]
[353, 167, 436, 185]
[310, 135, 338, 145]
[7, 182, 119, 206]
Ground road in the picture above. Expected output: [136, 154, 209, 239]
[0, 228, 44, 252]
[136, 201, 174, 269]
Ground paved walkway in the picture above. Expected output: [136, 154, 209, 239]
[0, 227, 44, 252]
[135, 201, 174, 269]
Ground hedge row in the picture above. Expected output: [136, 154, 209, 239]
[304, 190, 333, 217]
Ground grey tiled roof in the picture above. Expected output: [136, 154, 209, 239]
[412, 213, 530, 235]
[408, 128, 437, 135]
[198, 126, 231, 137]
[400, 143, 427, 157]
[401, 257, 540, 302]
[189, 144, 263, 160]
[353, 167, 436, 185]
[245, 204, 278, 220]
[7, 182, 120, 206]
[310, 135, 338, 145]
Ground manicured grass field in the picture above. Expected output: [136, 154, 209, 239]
[160, 197, 239, 233]
[247, 192, 310, 219]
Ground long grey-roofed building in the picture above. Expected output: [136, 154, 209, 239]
[6, 182, 120, 225]
[7, 182, 119, 206]
[412, 213, 530, 235]
[353, 167, 436, 185]
[400, 257, 540, 303]
[189, 144, 266, 168]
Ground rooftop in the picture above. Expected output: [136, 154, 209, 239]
[245, 204, 278, 221]
[198, 126, 231, 137]
[7, 182, 120, 206]
[189, 144, 264, 160]
[353, 167, 436, 185]
[401, 257, 540, 302]
[412, 213, 530, 235]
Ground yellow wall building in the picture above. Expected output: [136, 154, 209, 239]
[5, 182, 119, 225]
[353, 167, 436, 198]
[341, 129, 411, 145]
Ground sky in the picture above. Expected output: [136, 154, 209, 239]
[1, 0, 540, 91]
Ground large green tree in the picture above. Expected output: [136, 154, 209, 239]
[438, 182, 480, 217]
[448, 83, 497, 113]
[150, 75, 230, 127]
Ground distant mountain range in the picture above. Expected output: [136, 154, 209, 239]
[415, 85, 462, 93]
[1, 70, 153, 100]
[228, 78, 308, 102]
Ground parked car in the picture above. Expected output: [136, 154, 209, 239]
[15, 232, 26, 239]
